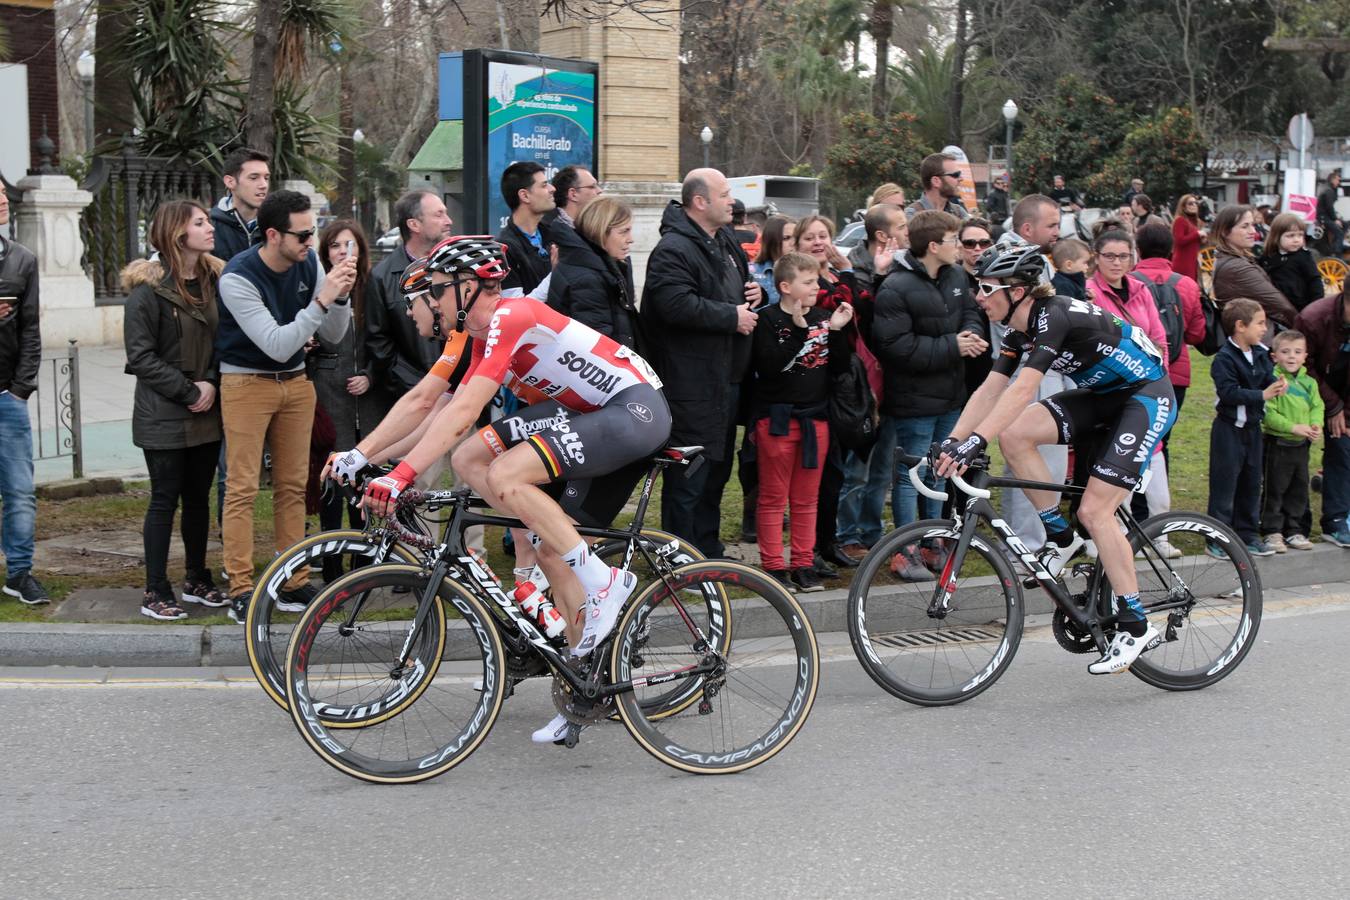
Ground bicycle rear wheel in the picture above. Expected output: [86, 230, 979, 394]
[847, 520, 1023, 706]
[247, 529, 420, 712]
[285, 565, 507, 784]
[610, 560, 817, 774]
[593, 529, 728, 719]
[1119, 512, 1262, 690]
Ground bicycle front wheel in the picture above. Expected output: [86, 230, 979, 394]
[1120, 512, 1262, 691]
[610, 560, 818, 774]
[847, 520, 1023, 706]
[247, 529, 421, 712]
[285, 565, 507, 784]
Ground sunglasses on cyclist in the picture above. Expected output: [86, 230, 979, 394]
[975, 281, 1006, 298]
[962, 238, 994, 249]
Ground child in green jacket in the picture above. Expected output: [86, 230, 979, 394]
[1262, 330, 1324, 551]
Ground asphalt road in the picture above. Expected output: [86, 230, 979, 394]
[3, 602, 1348, 899]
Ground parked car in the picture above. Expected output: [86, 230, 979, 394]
[374, 228, 401, 253]
[834, 220, 866, 257]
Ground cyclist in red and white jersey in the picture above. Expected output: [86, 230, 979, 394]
[357, 237, 671, 734]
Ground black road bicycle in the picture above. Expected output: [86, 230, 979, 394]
[283, 447, 820, 782]
[245, 463, 705, 713]
[847, 452, 1262, 706]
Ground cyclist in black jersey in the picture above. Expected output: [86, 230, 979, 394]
[937, 244, 1176, 674]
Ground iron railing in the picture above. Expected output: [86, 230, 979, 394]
[34, 341, 83, 479]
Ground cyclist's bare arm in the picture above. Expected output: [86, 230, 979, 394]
[971, 367, 1043, 445]
[353, 370, 451, 462]
[948, 371, 1011, 442]
[372, 392, 452, 464]
[400, 374, 500, 476]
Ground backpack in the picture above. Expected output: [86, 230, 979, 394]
[1130, 272, 1185, 363]
[1194, 284, 1224, 356]
[828, 352, 880, 453]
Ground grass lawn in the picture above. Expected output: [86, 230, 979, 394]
[3, 350, 1327, 622]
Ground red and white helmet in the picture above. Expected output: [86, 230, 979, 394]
[425, 235, 510, 281]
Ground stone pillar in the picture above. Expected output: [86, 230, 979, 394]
[281, 179, 329, 218]
[601, 181, 680, 299]
[13, 173, 120, 348]
[539, 3, 681, 184]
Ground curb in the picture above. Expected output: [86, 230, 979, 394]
[4, 544, 1349, 669]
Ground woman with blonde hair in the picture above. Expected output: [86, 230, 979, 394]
[121, 199, 226, 621]
[547, 195, 644, 353]
[1171, 193, 1206, 279]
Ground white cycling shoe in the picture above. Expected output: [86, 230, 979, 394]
[570, 568, 637, 658]
[1088, 624, 1162, 675]
[532, 713, 573, 744]
[1038, 532, 1087, 578]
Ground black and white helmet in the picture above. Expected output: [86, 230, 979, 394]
[425, 235, 510, 280]
[973, 244, 1045, 285]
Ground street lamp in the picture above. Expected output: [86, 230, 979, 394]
[1002, 99, 1018, 185]
[700, 125, 713, 169]
[77, 51, 95, 154]
[353, 128, 365, 144]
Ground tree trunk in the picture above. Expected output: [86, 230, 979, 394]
[870, 1, 894, 118]
[336, 66, 354, 220]
[92, 0, 136, 151]
[948, 0, 968, 146]
[244, 0, 283, 155]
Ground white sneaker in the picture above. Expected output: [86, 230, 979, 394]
[1037, 532, 1086, 578]
[1153, 538, 1183, 559]
[1088, 624, 1162, 675]
[571, 568, 637, 658]
[1287, 534, 1315, 551]
[531, 713, 572, 744]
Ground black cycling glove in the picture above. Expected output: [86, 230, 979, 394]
[940, 433, 987, 469]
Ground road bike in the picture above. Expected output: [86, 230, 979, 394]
[245, 463, 704, 712]
[847, 451, 1262, 706]
[283, 447, 821, 782]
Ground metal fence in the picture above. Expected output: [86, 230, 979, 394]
[34, 341, 83, 479]
[80, 140, 216, 302]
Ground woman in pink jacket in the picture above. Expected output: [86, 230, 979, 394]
[1131, 222, 1206, 411]
[1087, 228, 1170, 374]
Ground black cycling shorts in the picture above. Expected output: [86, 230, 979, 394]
[476, 383, 671, 528]
[1038, 379, 1177, 490]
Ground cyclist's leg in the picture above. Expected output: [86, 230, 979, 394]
[997, 402, 1065, 512]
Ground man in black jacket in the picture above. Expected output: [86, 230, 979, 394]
[365, 190, 454, 397]
[1317, 171, 1343, 257]
[0, 185, 48, 604]
[208, 148, 270, 262]
[872, 209, 986, 580]
[642, 168, 761, 556]
[498, 161, 555, 296]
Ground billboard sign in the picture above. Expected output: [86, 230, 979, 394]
[454, 50, 599, 234]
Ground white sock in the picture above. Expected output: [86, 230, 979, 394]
[561, 541, 612, 595]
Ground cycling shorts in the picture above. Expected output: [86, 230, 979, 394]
[1038, 379, 1177, 490]
[476, 383, 672, 528]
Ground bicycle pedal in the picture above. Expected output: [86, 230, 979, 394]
[563, 723, 583, 749]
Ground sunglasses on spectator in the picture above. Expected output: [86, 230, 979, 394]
[284, 229, 316, 242]
[943, 171, 963, 179]
[962, 238, 994, 249]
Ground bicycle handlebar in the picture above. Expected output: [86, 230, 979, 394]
[898, 453, 993, 502]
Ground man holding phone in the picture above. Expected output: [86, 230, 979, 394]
[0, 181, 48, 605]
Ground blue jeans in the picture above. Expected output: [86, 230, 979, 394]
[889, 410, 962, 528]
[1321, 431, 1350, 534]
[836, 417, 894, 546]
[0, 391, 36, 574]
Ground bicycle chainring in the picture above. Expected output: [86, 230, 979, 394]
[552, 677, 613, 725]
[1051, 606, 1098, 654]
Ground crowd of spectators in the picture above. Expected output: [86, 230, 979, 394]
[1, 149, 1347, 619]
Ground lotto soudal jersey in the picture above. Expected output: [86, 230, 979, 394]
[991, 295, 1165, 392]
[464, 297, 663, 412]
